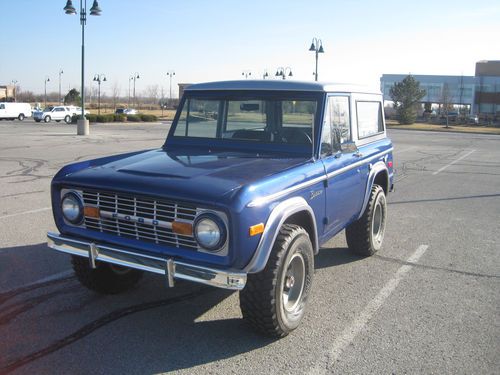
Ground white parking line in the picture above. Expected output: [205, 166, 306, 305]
[0, 207, 51, 220]
[309, 245, 429, 374]
[432, 149, 476, 175]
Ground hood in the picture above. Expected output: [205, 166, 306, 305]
[60, 148, 309, 205]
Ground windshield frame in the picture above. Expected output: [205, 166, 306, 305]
[165, 90, 325, 157]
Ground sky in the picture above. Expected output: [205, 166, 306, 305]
[0, 0, 499, 97]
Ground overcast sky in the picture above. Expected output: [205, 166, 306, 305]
[1, 0, 499, 96]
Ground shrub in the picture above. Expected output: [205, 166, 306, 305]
[114, 114, 126, 122]
[126, 114, 141, 122]
[140, 114, 158, 122]
[96, 114, 114, 123]
[85, 114, 98, 123]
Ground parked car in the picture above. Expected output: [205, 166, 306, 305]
[46, 80, 394, 337]
[0, 102, 32, 121]
[115, 108, 138, 115]
[468, 114, 479, 124]
[33, 106, 73, 123]
[66, 106, 89, 117]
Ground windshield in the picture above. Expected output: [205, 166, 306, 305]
[43, 106, 54, 112]
[172, 93, 319, 149]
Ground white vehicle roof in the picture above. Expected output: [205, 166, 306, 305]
[185, 80, 381, 95]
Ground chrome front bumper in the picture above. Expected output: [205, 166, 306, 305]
[47, 232, 247, 290]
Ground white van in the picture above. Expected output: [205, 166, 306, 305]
[0, 102, 32, 121]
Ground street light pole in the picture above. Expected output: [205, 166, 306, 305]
[309, 37, 324, 82]
[93, 74, 106, 115]
[58, 69, 64, 104]
[166, 71, 175, 104]
[11, 80, 18, 102]
[64, 0, 102, 135]
[275, 67, 293, 80]
[130, 73, 140, 108]
[44, 77, 50, 108]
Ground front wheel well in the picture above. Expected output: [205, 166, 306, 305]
[284, 211, 317, 254]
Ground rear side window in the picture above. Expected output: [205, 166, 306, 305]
[356, 101, 384, 139]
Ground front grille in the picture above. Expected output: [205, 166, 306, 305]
[82, 190, 199, 250]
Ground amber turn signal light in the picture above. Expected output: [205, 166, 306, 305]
[84, 206, 100, 218]
[172, 221, 193, 235]
[249, 223, 265, 236]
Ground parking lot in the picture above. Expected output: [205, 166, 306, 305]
[0, 119, 499, 374]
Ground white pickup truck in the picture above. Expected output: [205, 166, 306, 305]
[0, 102, 32, 121]
[33, 106, 74, 123]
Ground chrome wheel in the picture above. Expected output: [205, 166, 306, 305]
[281, 252, 306, 313]
[371, 194, 386, 249]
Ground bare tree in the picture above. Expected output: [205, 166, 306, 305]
[145, 85, 159, 108]
[440, 83, 453, 128]
[111, 82, 121, 111]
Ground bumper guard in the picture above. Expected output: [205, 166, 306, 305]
[47, 232, 246, 290]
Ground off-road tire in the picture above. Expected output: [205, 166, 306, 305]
[240, 224, 314, 338]
[346, 184, 387, 256]
[72, 256, 144, 294]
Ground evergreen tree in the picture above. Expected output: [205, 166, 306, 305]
[64, 89, 81, 105]
[389, 75, 426, 124]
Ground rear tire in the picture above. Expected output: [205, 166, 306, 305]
[18, 114, 25, 121]
[346, 185, 387, 256]
[44, 115, 51, 123]
[64, 115, 71, 124]
[72, 256, 144, 294]
[240, 224, 314, 337]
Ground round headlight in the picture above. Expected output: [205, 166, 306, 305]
[194, 214, 226, 251]
[61, 192, 83, 224]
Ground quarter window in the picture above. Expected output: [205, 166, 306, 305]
[356, 101, 384, 139]
[321, 96, 350, 156]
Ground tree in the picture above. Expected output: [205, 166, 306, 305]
[440, 83, 453, 128]
[64, 89, 81, 105]
[389, 75, 426, 124]
[111, 82, 121, 110]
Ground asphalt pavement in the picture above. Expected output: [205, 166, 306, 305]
[0, 119, 498, 374]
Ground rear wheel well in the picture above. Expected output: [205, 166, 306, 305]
[284, 211, 317, 254]
[373, 170, 388, 194]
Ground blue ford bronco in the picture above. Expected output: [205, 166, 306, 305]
[47, 80, 393, 337]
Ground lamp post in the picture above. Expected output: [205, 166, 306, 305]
[58, 69, 64, 104]
[129, 73, 140, 108]
[44, 77, 50, 108]
[166, 71, 175, 104]
[275, 67, 293, 80]
[241, 70, 252, 79]
[93, 74, 106, 115]
[11, 80, 18, 102]
[63, 0, 102, 136]
[262, 71, 269, 80]
[309, 37, 324, 82]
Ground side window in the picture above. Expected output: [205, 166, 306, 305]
[356, 101, 384, 139]
[0, 104, 5, 110]
[321, 96, 350, 156]
[329, 96, 350, 144]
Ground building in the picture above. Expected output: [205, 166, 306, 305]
[381, 60, 500, 115]
[0, 85, 16, 101]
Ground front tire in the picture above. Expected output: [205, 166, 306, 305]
[72, 256, 144, 294]
[44, 115, 51, 123]
[346, 184, 387, 256]
[240, 224, 314, 338]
